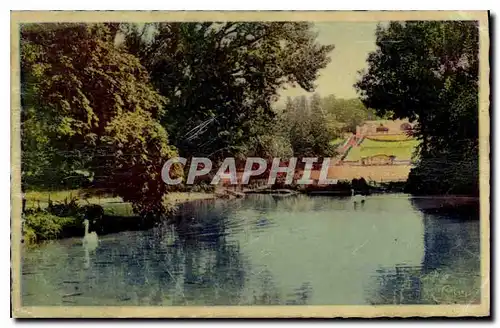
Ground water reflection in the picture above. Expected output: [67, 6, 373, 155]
[368, 198, 480, 305]
[22, 194, 480, 306]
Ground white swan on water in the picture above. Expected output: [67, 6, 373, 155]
[351, 189, 366, 205]
[82, 219, 98, 268]
[83, 219, 99, 247]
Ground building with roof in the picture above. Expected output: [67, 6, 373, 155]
[356, 119, 415, 136]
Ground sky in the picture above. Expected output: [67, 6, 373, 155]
[277, 22, 381, 104]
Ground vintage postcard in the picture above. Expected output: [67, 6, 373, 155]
[11, 11, 490, 318]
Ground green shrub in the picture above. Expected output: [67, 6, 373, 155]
[23, 211, 76, 244]
[23, 225, 37, 246]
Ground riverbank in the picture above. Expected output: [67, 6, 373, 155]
[24, 189, 215, 211]
[22, 190, 216, 246]
[238, 178, 405, 196]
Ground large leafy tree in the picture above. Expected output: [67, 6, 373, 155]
[21, 23, 179, 213]
[122, 22, 334, 161]
[102, 111, 179, 216]
[356, 21, 479, 195]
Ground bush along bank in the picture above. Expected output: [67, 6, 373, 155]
[21, 197, 173, 246]
[22, 197, 104, 245]
[251, 176, 410, 196]
[265, 178, 374, 196]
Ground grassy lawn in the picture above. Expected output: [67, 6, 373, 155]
[24, 189, 215, 216]
[24, 189, 84, 203]
[344, 138, 419, 161]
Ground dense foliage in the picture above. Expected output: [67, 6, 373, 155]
[21, 23, 178, 213]
[20, 20, 480, 222]
[356, 21, 479, 195]
[122, 22, 334, 161]
[20, 22, 335, 214]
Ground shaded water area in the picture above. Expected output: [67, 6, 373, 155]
[22, 194, 480, 306]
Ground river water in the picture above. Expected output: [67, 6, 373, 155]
[22, 194, 480, 306]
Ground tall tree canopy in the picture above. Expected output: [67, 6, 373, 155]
[356, 21, 479, 195]
[21, 23, 179, 213]
[122, 22, 334, 161]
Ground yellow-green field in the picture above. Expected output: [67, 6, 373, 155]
[329, 138, 345, 146]
[344, 138, 419, 161]
[364, 134, 413, 141]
